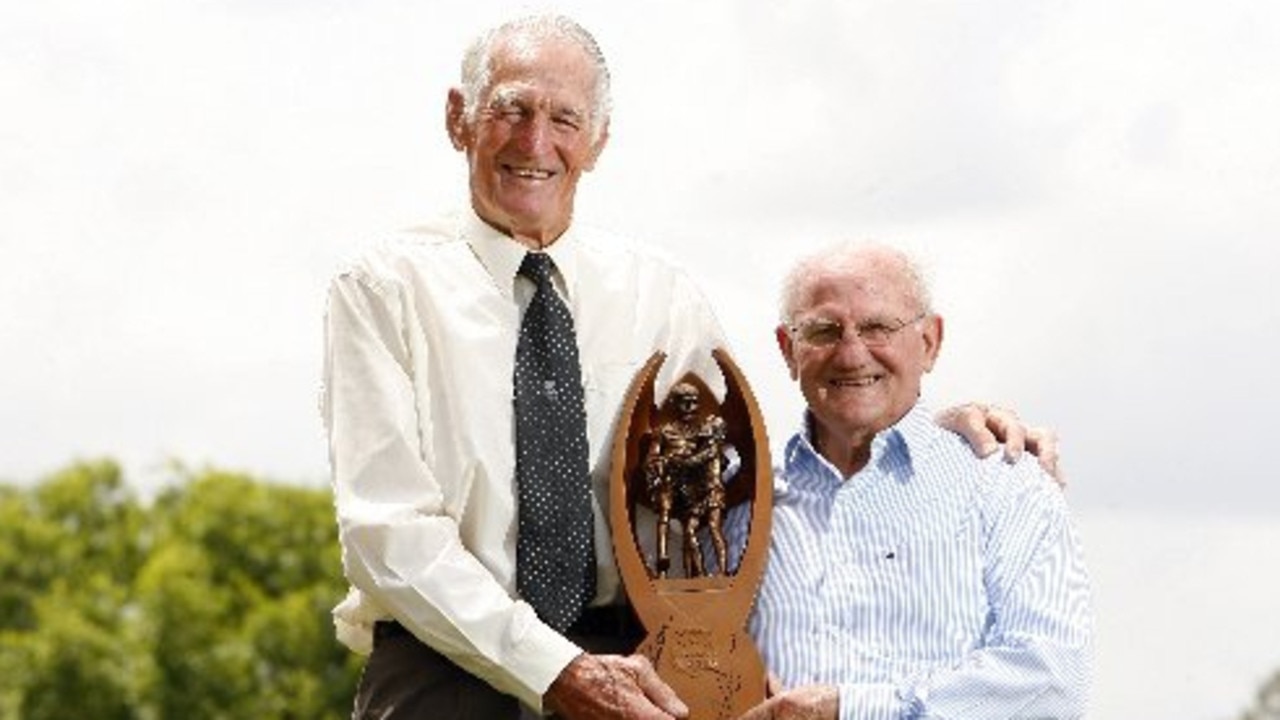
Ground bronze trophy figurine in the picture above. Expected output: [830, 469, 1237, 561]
[644, 382, 730, 580]
[610, 350, 773, 719]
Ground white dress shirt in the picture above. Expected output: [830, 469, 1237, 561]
[322, 209, 726, 710]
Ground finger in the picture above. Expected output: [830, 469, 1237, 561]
[936, 403, 1000, 457]
[988, 407, 1026, 462]
[546, 654, 684, 720]
[1026, 427, 1066, 488]
[736, 695, 779, 720]
[1048, 464, 1067, 489]
[737, 687, 837, 720]
[766, 673, 783, 697]
[626, 655, 689, 718]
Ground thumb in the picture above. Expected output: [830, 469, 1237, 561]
[629, 655, 688, 718]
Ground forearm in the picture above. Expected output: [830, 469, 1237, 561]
[823, 638, 1086, 720]
[890, 639, 1089, 719]
[337, 496, 581, 708]
[891, 471, 1091, 718]
[325, 271, 579, 709]
[330, 409, 581, 707]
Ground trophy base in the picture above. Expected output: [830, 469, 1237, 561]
[637, 614, 765, 719]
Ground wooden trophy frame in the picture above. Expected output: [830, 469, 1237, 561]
[609, 349, 773, 719]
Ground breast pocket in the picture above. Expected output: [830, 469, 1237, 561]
[863, 524, 989, 663]
[582, 360, 644, 473]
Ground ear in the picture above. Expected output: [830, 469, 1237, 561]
[581, 118, 610, 172]
[445, 88, 470, 151]
[775, 325, 800, 380]
[920, 314, 944, 373]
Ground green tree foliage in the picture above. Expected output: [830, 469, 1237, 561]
[0, 460, 361, 719]
[1240, 669, 1280, 720]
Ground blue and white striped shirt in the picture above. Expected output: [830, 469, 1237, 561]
[727, 403, 1092, 719]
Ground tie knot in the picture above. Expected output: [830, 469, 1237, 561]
[519, 252, 555, 287]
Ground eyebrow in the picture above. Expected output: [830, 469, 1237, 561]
[554, 107, 586, 122]
[487, 86, 588, 118]
[488, 87, 525, 108]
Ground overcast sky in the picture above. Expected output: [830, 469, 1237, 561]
[3, 0, 1279, 716]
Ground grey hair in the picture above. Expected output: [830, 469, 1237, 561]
[778, 241, 934, 325]
[459, 14, 613, 143]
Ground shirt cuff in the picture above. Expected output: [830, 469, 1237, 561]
[506, 618, 584, 712]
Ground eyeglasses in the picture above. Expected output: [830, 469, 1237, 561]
[788, 312, 927, 348]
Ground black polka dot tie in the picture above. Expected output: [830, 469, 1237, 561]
[513, 252, 595, 632]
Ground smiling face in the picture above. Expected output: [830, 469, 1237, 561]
[446, 31, 608, 247]
[776, 251, 943, 473]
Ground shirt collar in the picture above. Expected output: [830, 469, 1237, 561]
[462, 208, 581, 301]
[783, 401, 940, 489]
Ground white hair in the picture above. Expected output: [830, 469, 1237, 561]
[459, 14, 612, 143]
[778, 241, 934, 324]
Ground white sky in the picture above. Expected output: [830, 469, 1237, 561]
[3, 0, 1279, 716]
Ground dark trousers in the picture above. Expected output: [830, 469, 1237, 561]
[352, 607, 643, 720]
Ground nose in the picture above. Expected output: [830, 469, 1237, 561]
[828, 331, 873, 365]
[511, 112, 551, 155]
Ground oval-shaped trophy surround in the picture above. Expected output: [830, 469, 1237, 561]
[609, 349, 773, 720]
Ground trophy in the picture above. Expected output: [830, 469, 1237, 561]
[609, 349, 773, 719]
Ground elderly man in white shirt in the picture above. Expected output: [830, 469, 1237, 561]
[323, 13, 1057, 720]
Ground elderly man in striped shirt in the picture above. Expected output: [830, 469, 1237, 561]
[732, 242, 1092, 720]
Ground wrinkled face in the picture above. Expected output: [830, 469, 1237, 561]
[447, 34, 608, 246]
[776, 267, 942, 454]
